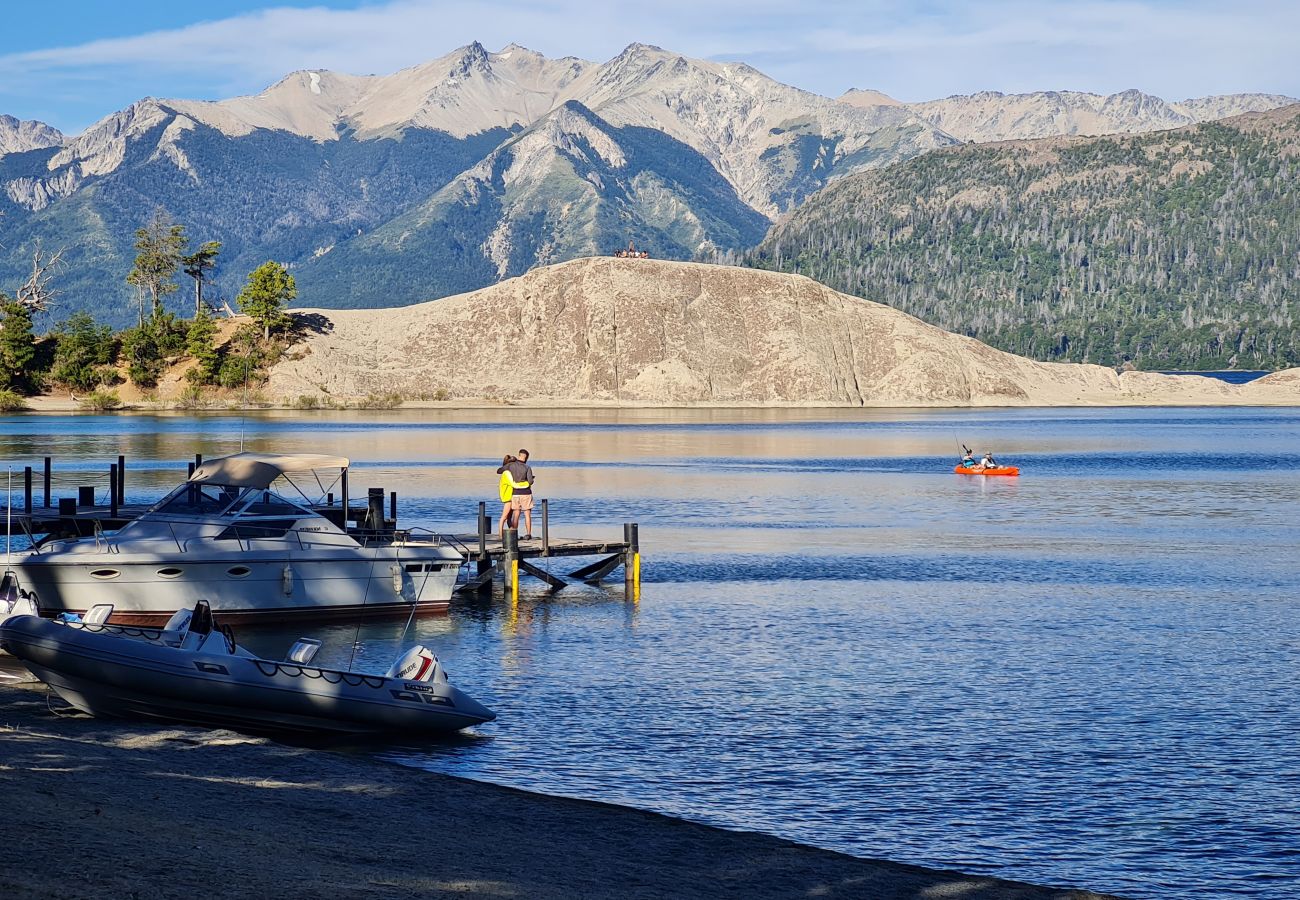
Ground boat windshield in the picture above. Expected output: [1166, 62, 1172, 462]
[143, 482, 316, 519]
[148, 483, 254, 518]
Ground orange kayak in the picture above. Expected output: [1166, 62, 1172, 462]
[954, 465, 1020, 476]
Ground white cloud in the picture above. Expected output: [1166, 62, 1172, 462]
[0, 0, 1295, 132]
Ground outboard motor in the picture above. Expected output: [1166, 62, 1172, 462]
[386, 645, 444, 683]
[160, 607, 193, 645]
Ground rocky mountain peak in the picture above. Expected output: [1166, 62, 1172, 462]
[0, 115, 64, 156]
[838, 89, 903, 109]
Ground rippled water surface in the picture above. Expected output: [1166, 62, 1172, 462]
[3, 406, 1299, 899]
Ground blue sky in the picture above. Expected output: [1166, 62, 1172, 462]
[3, 0, 1297, 135]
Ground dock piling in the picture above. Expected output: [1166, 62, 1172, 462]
[624, 523, 641, 592]
[117, 454, 125, 501]
[43, 457, 51, 507]
[367, 488, 385, 532]
[504, 528, 520, 603]
[78, 485, 95, 507]
[109, 464, 119, 517]
[389, 491, 397, 528]
[23, 466, 32, 514]
[541, 499, 550, 555]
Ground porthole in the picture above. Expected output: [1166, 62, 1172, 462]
[90, 569, 120, 580]
[157, 567, 183, 578]
[226, 566, 252, 578]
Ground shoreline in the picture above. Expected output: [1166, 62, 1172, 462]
[0, 677, 1120, 899]
[10, 395, 1300, 413]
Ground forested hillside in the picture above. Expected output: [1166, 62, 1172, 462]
[745, 105, 1300, 369]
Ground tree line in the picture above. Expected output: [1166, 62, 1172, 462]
[739, 115, 1300, 371]
[0, 211, 297, 407]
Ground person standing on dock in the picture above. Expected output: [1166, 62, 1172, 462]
[510, 449, 536, 539]
[497, 454, 518, 538]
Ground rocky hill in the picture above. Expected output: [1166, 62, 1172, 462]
[838, 88, 1297, 142]
[266, 258, 1300, 406]
[746, 104, 1300, 370]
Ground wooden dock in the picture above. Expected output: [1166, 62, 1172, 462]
[3, 456, 641, 597]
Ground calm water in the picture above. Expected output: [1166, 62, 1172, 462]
[3, 407, 1299, 900]
[1156, 370, 1270, 384]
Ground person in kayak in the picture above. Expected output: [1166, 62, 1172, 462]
[978, 451, 998, 470]
[959, 448, 976, 468]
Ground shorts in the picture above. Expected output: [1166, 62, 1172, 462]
[510, 494, 534, 511]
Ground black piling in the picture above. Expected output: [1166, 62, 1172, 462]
[42, 457, 51, 507]
[109, 464, 118, 517]
[78, 485, 95, 507]
[23, 466, 32, 514]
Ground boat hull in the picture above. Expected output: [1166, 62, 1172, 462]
[13, 549, 462, 626]
[0, 615, 494, 735]
[954, 466, 1020, 476]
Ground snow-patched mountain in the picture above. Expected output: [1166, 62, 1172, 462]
[0, 115, 63, 157]
[296, 100, 770, 304]
[37, 42, 951, 219]
[873, 89, 1298, 142]
[0, 42, 954, 319]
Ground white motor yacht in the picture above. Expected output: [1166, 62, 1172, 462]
[12, 452, 465, 625]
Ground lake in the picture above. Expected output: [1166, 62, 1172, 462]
[3, 406, 1298, 899]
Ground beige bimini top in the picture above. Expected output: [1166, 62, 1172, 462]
[188, 452, 350, 489]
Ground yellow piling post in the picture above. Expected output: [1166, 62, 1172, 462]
[505, 528, 520, 606]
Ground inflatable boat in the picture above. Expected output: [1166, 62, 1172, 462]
[0, 600, 494, 736]
[954, 465, 1020, 476]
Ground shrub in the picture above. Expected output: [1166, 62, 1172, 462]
[292, 394, 322, 410]
[174, 384, 214, 410]
[0, 389, 29, 412]
[79, 390, 122, 411]
[350, 392, 404, 409]
[51, 313, 118, 391]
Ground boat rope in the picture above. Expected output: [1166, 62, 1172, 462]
[251, 659, 385, 688]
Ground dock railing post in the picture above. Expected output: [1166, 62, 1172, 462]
[43, 457, 51, 507]
[623, 523, 641, 593]
[341, 469, 349, 531]
[541, 498, 550, 555]
[109, 464, 119, 517]
[58, 497, 76, 536]
[504, 528, 520, 604]
[475, 501, 493, 591]
[367, 488, 385, 534]
[23, 466, 32, 514]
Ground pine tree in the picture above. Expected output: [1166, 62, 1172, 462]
[182, 241, 222, 317]
[126, 211, 187, 324]
[0, 295, 36, 393]
[237, 262, 296, 340]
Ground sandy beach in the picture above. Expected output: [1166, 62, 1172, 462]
[0, 672, 1120, 900]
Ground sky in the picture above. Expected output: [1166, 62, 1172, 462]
[1, 0, 1297, 135]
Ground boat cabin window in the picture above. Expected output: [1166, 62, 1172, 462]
[216, 519, 300, 540]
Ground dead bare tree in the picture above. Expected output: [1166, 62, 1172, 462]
[16, 245, 65, 312]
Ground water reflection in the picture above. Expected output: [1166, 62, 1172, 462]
[3, 407, 1300, 898]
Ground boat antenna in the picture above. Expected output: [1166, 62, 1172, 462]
[239, 352, 250, 452]
[5, 466, 11, 568]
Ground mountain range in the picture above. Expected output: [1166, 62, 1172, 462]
[746, 105, 1300, 370]
[0, 42, 1294, 331]
[840, 88, 1296, 142]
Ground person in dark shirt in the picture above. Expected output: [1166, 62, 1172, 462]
[508, 449, 536, 538]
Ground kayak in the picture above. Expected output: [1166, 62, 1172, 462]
[954, 465, 1019, 476]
